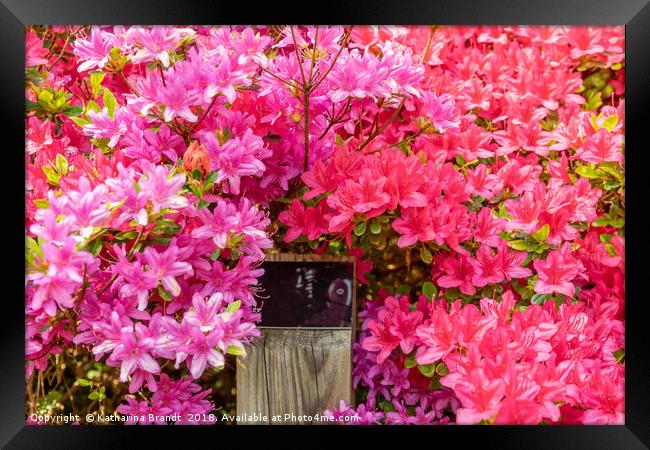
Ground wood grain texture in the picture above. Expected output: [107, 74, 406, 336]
[236, 328, 352, 424]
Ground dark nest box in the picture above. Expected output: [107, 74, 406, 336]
[236, 254, 356, 424]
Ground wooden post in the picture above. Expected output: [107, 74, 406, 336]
[236, 254, 355, 424]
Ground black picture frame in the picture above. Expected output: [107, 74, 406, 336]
[2, 1, 648, 448]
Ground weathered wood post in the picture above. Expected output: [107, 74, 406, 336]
[236, 254, 355, 424]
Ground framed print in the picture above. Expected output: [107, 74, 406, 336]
[2, 0, 650, 448]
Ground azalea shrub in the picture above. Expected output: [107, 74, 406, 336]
[25, 25, 624, 425]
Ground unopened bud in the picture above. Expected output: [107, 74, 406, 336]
[183, 141, 211, 176]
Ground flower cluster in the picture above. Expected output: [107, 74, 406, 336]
[26, 24, 623, 425]
[279, 26, 624, 424]
[25, 25, 290, 423]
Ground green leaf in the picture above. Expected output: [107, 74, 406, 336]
[103, 88, 118, 117]
[86, 238, 103, 257]
[88, 392, 100, 400]
[444, 287, 461, 300]
[584, 91, 603, 111]
[87, 100, 101, 113]
[609, 217, 624, 228]
[532, 243, 549, 254]
[192, 168, 203, 180]
[599, 233, 613, 243]
[33, 198, 50, 209]
[153, 219, 182, 235]
[115, 230, 139, 241]
[37, 89, 54, 107]
[210, 247, 221, 260]
[353, 221, 366, 236]
[597, 164, 622, 181]
[435, 362, 449, 376]
[370, 220, 382, 235]
[368, 231, 383, 245]
[396, 284, 411, 295]
[63, 105, 84, 117]
[404, 354, 417, 369]
[507, 240, 529, 251]
[89, 71, 106, 97]
[26, 236, 44, 260]
[227, 345, 245, 356]
[592, 217, 610, 227]
[70, 116, 90, 127]
[77, 379, 92, 387]
[613, 348, 625, 364]
[157, 286, 172, 301]
[420, 246, 433, 264]
[531, 293, 548, 305]
[531, 224, 550, 243]
[418, 363, 436, 377]
[55, 154, 68, 175]
[205, 171, 219, 187]
[575, 164, 600, 179]
[604, 243, 618, 256]
[422, 281, 437, 300]
[495, 201, 512, 219]
[602, 115, 618, 132]
[42, 166, 61, 185]
[225, 300, 241, 314]
[26, 100, 40, 112]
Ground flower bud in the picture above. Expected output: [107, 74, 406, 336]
[183, 141, 211, 176]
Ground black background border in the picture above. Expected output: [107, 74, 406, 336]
[1, 1, 648, 448]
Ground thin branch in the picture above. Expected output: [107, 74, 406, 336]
[355, 27, 435, 152]
[118, 71, 137, 95]
[96, 229, 143, 296]
[309, 26, 352, 93]
[308, 26, 319, 84]
[303, 92, 310, 171]
[419, 25, 436, 65]
[318, 98, 352, 140]
[290, 26, 307, 86]
[188, 94, 218, 134]
[158, 64, 167, 87]
[259, 66, 296, 89]
[46, 27, 81, 71]
[356, 97, 406, 152]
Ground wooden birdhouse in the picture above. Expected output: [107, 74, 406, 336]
[235, 254, 356, 424]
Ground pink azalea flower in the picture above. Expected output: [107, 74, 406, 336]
[279, 199, 330, 242]
[452, 369, 506, 424]
[574, 128, 624, 164]
[415, 309, 455, 364]
[420, 91, 460, 132]
[27, 238, 96, 316]
[72, 26, 120, 72]
[392, 207, 436, 247]
[108, 323, 161, 388]
[126, 26, 195, 67]
[436, 253, 477, 296]
[26, 31, 49, 67]
[533, 242, 583, 297]
[362, 314, 401, 364]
